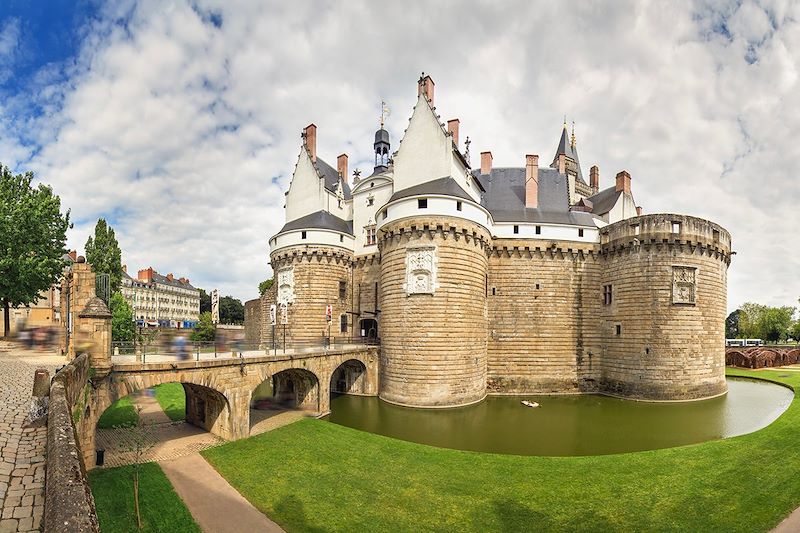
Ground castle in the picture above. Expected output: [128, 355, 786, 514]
[265, 74, 731, 407]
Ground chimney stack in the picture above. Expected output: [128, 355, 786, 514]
[68, 250, 77, 262]
[615, 170, 631, 194]
[304, 124, 317, 162]
[590, 165, 600, 192]
[337, 153, 348, 184]
[525, 154, 539, 208]
[138, 267, 154, 283]
[418, 74, 435, 104]
[636, 206, 643, 216]
[447, 119, 460, 146]
[480, 151, 493, 175]
[557, 153, 566, 174]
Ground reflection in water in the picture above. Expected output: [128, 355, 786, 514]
[325, 378, 792, 456]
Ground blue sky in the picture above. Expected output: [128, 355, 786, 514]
[0, 0, 798, 310]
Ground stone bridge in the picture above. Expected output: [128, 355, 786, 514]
[76, 346, 379, 468]
[726, 346, 800, 369]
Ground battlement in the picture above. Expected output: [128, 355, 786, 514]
[601, 213, 731, 254]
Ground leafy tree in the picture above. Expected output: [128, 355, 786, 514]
[259, 278, 274, 296]
[110, 292, 134, 342]
[725, 310, 741, 339]
[199, 289, 211, 314]
[190, 312, 215, 342]
[85, 218, 124, 293]
[0, 165, 71, 336]
[738, 302, 767, 339]
[790, 320, 800, 344]
[757, 306, 794, 344]
[219, 295, 244, 324]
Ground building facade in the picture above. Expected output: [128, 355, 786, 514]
[121, 267, 200, 328]
[265, 74, 732, 407]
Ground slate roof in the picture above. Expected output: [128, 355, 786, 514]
[277, 210, 354, 235]
[388, 177, 473, 203]
[474, 167, 597, 227]
[316, 157, 352, 199]
[150, 271, 198, 291]
[585, 186, 622, 215]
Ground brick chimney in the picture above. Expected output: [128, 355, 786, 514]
[447, 119, 460, 146]
[615, 170, 631, 194]
[304, 124, 317, 162]
[636, 206, 643, 216]
[590, 165, 600, 192]
[480, 151, 493, 175]
[525, 154, 539, 208]
[557, 153, 566, 174]
[68, 250, 77, 262]
[337, 153, 348, 184]
[138, 267, 154, 283]
[418, 74, 434, 104]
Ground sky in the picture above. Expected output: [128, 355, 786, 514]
[0, 0, 798, 310]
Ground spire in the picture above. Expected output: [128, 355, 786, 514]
[555, 122, 570, 157]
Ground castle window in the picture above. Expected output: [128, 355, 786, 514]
[340, 235, 344, 243]
[513, 225, 519, 234]
[339, 280, 347, 299]
[418, 198, 428, 209]
[492, 287, 496, 296]
[713, 229, 720, 243]
[370, 182, 374, 187]
[616, 324, 622, 336]
[633, 224, 640, 236]
[365, 226, 377, 246]
[603, 284, 613, 305]
[367, 196, 374, 206]
[456, 201, 462, 211]
[340, 314, 348, 333]
[535, 225, 541, 235]
[578, 228, 584, 237]
[301, 231, 307, 239]
[672, 221, 681, 233]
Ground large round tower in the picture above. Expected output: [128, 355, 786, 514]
[378, 211, 491, 408]
[599, 214, 731, 400]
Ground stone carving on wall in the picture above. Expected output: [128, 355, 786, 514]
[277, 267, 295, 305]
[672, 266, 696, 305]
[405, 246, 437, 295]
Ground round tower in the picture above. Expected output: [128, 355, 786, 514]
[599, 214, 731, 400]
[378, 214, 491, 408]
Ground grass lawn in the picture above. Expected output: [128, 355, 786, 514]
[96, 395, 138, 429]
[203, 368, 800, 532]
[154, 383, 186, 421]
[89, 462, 200, 533]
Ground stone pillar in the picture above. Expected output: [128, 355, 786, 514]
[77, 297, 112, 378]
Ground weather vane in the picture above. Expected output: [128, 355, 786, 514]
[380, 100, 390, 128]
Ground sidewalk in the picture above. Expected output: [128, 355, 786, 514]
[160, 454, 284, 533]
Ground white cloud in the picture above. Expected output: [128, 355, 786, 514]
[11, 0, 800, 310]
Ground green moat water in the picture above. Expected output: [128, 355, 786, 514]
[325, 378, 792, 456]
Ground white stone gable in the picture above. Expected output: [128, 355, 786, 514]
[285, 148, 325, 223]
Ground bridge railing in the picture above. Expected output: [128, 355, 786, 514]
[111, 335, 379, 365]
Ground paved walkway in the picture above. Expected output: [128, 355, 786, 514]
[249, 408, 308, 436]
[0, 342, 64, 533]
[130, 391, 172, 425]
[160, 454, 284, 533]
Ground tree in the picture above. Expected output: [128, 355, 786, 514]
[258, 279, 274, 296]
[199, 289, 211, 314]
[757, 306, 794, 344]
[0, 165, 70, 336]
[219, 296, 244, 324]
[190, 312, 215, 342]
[110, 293, 135, 342]
[738, 302, 767, 339]
[725, 310, 741, 339]
[85, 218, 124, 293]
[790, 320, 800, 344]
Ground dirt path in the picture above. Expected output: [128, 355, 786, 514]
[160, 454, 284, 533]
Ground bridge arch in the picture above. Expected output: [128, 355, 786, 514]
[330, 359, 369, 395]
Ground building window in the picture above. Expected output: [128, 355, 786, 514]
[603, 284, 613, 305]
[633, 224, 640, 236]
[672, 221, 681, 233]
[340, 314, 348, 333]
[301, 231, 307, 239]
[713, 229, 720, 242]
[578, 228, 584, 237]
[513, 225, 519, 234]
[365, 226, 377, 246]
[367, 196, 374, 206]
[456, 201, 462, 211]
[340, 235, 344, 243]
[418, 198, 428, 209]
[535, 225, 541, 235]
[616, 324, 622, 336]
[492, 287, 496, 296]
[339, 280, 347, 300]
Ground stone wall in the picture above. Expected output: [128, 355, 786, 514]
[244, 298, 262, 344]
[487, 240, 603, 393]
[44, 353, 99, 533]
[379, 217, 491, 407]
[598, 214, 731, 400]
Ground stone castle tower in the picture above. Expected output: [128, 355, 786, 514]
[266, 74, 731, 408]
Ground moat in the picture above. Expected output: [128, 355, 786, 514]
[324, 377, 792, 456]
